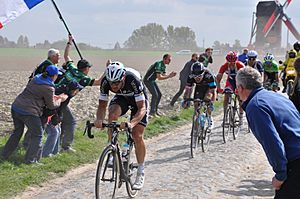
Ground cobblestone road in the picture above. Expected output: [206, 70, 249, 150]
[14, 117, 275, 199]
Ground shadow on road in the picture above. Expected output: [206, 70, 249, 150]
[218, 179, 274, 198]
[147, 144, 191, 165]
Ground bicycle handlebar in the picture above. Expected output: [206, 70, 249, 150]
[83, 120, 130, 139]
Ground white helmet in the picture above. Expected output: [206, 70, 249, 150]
[247, 50, 258, 58]
[106, 61, 126, 82]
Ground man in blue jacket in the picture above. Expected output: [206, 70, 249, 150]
[236, 67, 300, 198]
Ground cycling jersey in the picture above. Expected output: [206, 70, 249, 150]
[55, 61, 94, 96]
[247, 60, 264, 74]
[218, 61, 245, 78]
[262, 60, 279, 73]
[218, 61, 245, 91]
[143, 61, 166, 81]
[100, 70, 147, 105]
[100, 70, 148, 126]
[238, 53, 248, 65]
[186, 70, 216, 88]
[186, 70, 216, 100]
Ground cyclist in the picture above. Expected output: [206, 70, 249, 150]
[246, 50, 264, 75]
[182, 62, 216, 128]
[94, 61, 148, 190]
[281, 49, 297, 93]
[216, 51, 245, 125]
[262, 53, 279, 91]
[238, 48, 248, 65]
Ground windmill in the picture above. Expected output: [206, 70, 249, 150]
[249, 0, 300, 49]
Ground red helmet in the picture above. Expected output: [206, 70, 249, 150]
[226, 51, 238, 62]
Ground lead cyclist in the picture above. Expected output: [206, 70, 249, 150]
[94, 61, 148, 190]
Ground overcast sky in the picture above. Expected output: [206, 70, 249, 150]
[1, 0, 300, 48]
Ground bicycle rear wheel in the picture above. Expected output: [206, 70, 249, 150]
[95, 146, 120, 199]
[125, 143, 138, 198]
[222, 108, 232, 143]
[190, 115, 200, 158]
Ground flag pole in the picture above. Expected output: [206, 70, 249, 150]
[50, 0, 83, 60]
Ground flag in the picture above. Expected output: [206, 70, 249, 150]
[0, 0, 44, 29]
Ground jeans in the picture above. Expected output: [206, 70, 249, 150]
[42, 124, 61, 157]
[61, 105, 76, 149]
[2, 109, 43, 163]
[170, 79, 186, 106]
[143, 80, 161, 114]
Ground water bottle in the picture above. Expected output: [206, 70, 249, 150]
[121, 143, 129, 162]
[200, 113, 205, 127]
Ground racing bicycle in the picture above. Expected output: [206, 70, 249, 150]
[84, 120, 139, 198]
[185, 98, 212, 157]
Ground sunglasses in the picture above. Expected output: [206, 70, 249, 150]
[109, 81, 122, 86]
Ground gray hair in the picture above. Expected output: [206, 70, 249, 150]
[236, 67, 262, 89]
[47, 48, 59, 58]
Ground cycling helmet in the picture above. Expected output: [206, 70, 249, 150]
[226, 51, 238, 62]
[191, 61, 205, 75]
[247, 50, 258, 58]
[293, 41, 300, 52]
[106, 61, 126, 82]
[264, 53, 274, 62]
[288, 49, 297, 58]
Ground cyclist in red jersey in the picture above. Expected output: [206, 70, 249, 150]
[216, 51, 245, 125]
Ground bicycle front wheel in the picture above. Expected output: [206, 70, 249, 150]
[125, 143, 138, 198]
[190, 115, 200, 158]
[222, 108, 232, 143]
[95, 146, 120, 199]
[232, 108, 241, 140]
[201, 121, 211, 152]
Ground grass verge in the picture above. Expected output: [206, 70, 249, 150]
[0, 101, 222, 199]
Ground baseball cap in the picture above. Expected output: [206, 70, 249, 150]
[48, 48, 60, 58]
[46, 65, 60, 76]
[77, 59, 92, 69]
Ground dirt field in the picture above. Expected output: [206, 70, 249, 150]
[0, 49, 225, 134]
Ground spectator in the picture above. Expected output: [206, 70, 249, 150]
[29, 48, 61, 80]
[238, 48, 248, 65]
[170, 53, 199, 106]
[199, 48, 213, 68]
[1, 65, 68, 164]
[289, 57, 300, 112]
[143, 54, 176, 116]
[56, 35, 102, 153]
[236, 67, 300, 198]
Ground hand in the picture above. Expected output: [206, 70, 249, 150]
[120, 122, 131, 130]
[272, 176, 284, 190]
[217, 88, 223, 94]
[94, 119, 103, 129]
[106, 59, 112, 67]
[58, 94, 68, 102]
[169, 71, 177, 78]
[68, 34, 73, 43]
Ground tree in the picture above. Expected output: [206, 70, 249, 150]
[232, 39, 241, 50]
[24, 36, 29, 48]
[17, 35, 24, 47]
[212, 40, 221, 50]
[124, 23, 168, 51]
[167, 26, 198, 51]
